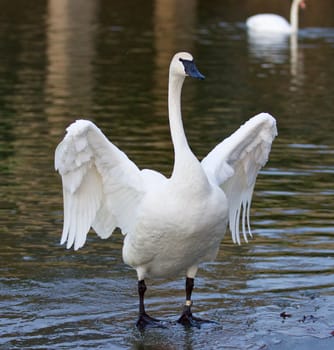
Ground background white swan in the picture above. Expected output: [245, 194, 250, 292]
[246, 0, 306, 34]
[55, 52, 277, 328]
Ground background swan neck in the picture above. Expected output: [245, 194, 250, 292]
[168, 74, 190, 154]
[290, 0, 300, 33]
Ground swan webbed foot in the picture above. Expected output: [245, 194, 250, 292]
[177, 277, 215, 328]
[136, 279, 166, 329]
[177, 305, 215, 328]
[136, 312, 166, 330]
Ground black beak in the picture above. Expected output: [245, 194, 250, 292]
[180, 58, 205, 80]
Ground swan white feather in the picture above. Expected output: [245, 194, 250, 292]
[55, 51, 277, 262]
[246, 0, 305, 34]
[55, 120, 147, 250]
[55, 52, 277, 281]
[201, 113, 277, 244]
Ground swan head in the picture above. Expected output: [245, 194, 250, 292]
[298, 0, 306, 9]
[170, 52, 205, 80]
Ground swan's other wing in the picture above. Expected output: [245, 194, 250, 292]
[55, 120, 145, 250]
[201, 113, 277, 244]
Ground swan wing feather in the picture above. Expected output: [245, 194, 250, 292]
[55, 120, 144, 250]
[201, 113, 277, 244]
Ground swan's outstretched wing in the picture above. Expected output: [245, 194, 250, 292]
[55, 120, 145, 250]
[201, 113, 277, 244]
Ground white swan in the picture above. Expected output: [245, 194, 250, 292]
[246, 0, 306, 34]
[55, 52, 277, 328]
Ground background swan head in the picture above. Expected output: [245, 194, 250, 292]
[170, 52, 205, 80]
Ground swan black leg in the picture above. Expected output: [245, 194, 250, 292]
[177, 277, 214, 328]
[136, 280, 164, 329]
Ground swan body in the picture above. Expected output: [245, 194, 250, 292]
[246, 0, 305, 34]
[55, 52, 277, 327]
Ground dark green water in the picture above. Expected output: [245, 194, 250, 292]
[1, 1, 334, 349]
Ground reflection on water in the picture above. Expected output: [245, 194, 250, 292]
[1, 1, 334, 349]
[247, 30, 290, 64]
[46, 0, 98, 122]
[247, 29, 304, 86]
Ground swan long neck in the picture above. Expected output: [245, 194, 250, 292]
[168, 73, 191, 158]
[290, 0, 300, 33]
